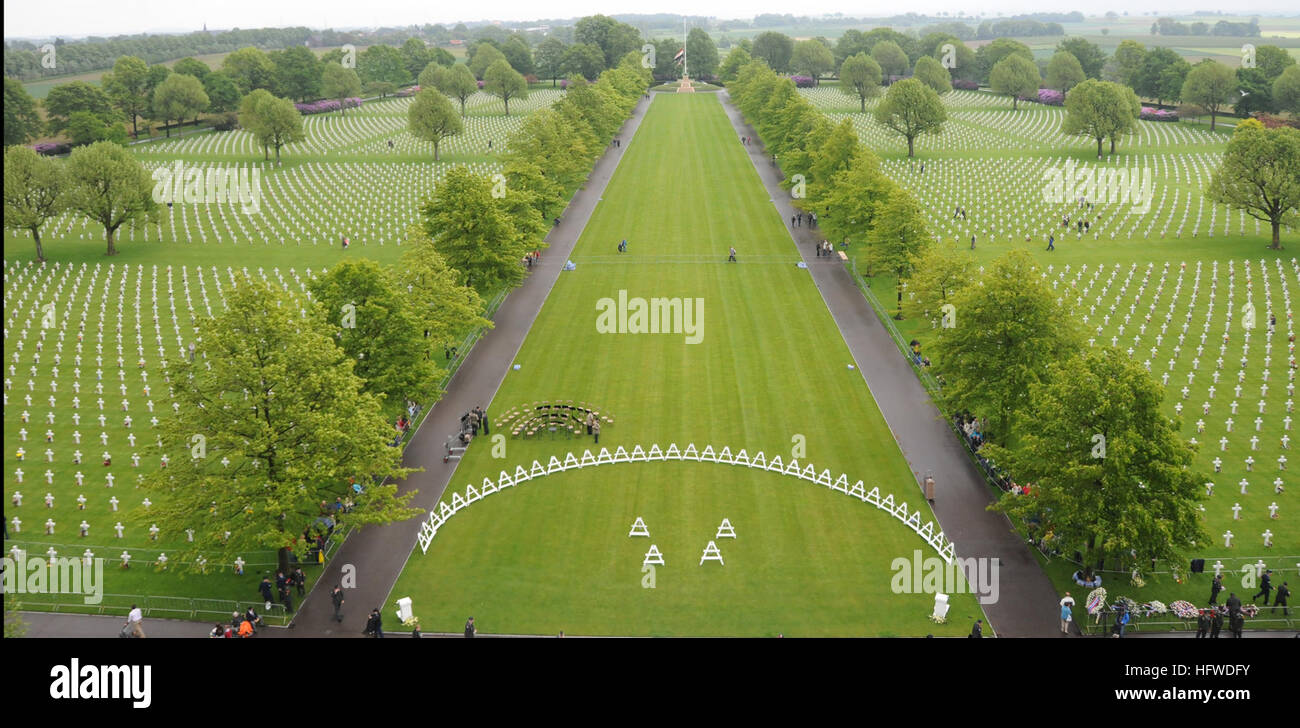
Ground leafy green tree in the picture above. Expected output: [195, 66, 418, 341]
[805, 155, 895, 253]
[871, 187, 933, 319]
[67, 110, 113, 145]
[172, 57, 211, 81]
[401, 37, 431, 79]
[501, 36, 535, 76]
[222, 46, 276, 93]
[202, 71, 241, 113]
[574, 14, 642, 69]
[407, 88, 461, 160]
[985, 347, 1206, 575]
[873, 77, 947, 157]
[358, 44, 411, 87]
[535, 37, 567, 86]
[308, 259, 439, 404]
[1274, 65, 1300, 113]
[272, 45, 323, 102]
[4, 146, 67, 262]
[912, 55, 952, 95]
[238, 88, 275, 159]
[717, 46, 752, 82]
[469, 42, 507, 80]
[1181, 59, 1237, 131]
[931, 37, 977, 83]
[686, 28, 720, 80]
[43, 81, 116, 134]
[241, 93, 304, 164]
[394, 227, 490, 358]
[484, 59, 527, 115]
[989, 54, 1040, 110]
[904, 245, 972, 321]
[1133, 47, 1189, 106]
[442, 64, 479, 115]
[322, 63, 362, 114]
[752, 31, 794, 73]
[152, 72, 209, 136]
[834, 29, 872, 67]
[1107, 40, 1147, 87]
[1254, 45, 1296, 81]
[1235, 67, 1276, 117]
[562, 43, 605, 81]
[1063, 79, 1139, 158]
[4, 78, 43, 145]
[933, 249, 1081, 445]
[101, 55, 150, 138]
[65, 141, 156, 256]
[419, 166, 526, 292]
[975, 38, 1033, 84]
[1056, 37, 1105, 79]
[1046, 51, 1085, 92]
[139, 278, 421, 575]
[1207, 124, 1300, 249]
[870, 40, 909, 79]
[791, 39, 832, 83]
[418, 61, 449, 94]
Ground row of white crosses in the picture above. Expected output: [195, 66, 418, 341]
[630, 516, 736, 566]
[7, 542, 247, 574]
[801, 88, 1015, 114]
[5, 260, 319, 553]
[351, 114, 528, 157]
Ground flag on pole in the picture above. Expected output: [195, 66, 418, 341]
[673, 47, 685, 64]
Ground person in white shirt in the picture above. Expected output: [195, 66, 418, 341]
[126, 604, 145, 638]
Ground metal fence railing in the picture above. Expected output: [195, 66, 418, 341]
[11, 592, 293, 626]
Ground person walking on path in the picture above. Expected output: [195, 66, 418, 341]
[465, 616, 476, 638]
[1047, 234, 1054, 251]
[968, 619, 983, 638]
[1210, 573, 1223, 604]
[1060, 600, 1072, 635]
[728, 246, 737, 263]
[125, 604, 145, 638]
[330, 585, 345, 623]
[477, 406, 489, 434]
[1252, 569, 1273, 604]
[923, 474, 935, 503]
[1273, 581, 1290, 615]
[366, 609, 384, 638]
[292, 567, 306, 597]
[970, 235, 976, 250]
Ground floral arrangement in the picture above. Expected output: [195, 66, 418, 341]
[952, 79, 979, 91]
[1142, 600, 1167, 618]
[477, 80, 485, 89]
[1241, 604, 1259, 618]
[1113, 596, 1138, 614]
[1140, 107, 1179, 122]
[928, 613, 947, 624]
[791, 75, 816, 88]
[1037, 89, 1064, 106]
[1169, 600, 1198, 619]
[1086, 587, 1107, 615]
[294, 98, 363, 115]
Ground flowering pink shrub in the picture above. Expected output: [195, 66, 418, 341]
[1037, 89, 1064, 106]
[294, 98, 363, 114]
[32, 141, 66, 155]
[952, 79, 979, 90]
[791, 75, 816, 88]
[1140, 107, 1179, 122]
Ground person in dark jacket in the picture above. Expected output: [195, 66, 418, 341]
[1210, 609, 1224, 638]
[1274, 581, 1291, 616]
[968, 619, 982, 638]
[330, 585, 345, 623]
[368, 609, 384, 638]
[1252, 570, 1273, 605]
[1225, 592, 1242, 617]
[1209, 573, 1223, 604]
[280, 584, 293, 613]
[465, 616, 476, 638]
[259, 577, 274, 604]
[1195, 610, 1211, 638]
[292, 567, 306, 597]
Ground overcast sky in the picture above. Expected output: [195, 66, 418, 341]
[4, 0, 1296, 40]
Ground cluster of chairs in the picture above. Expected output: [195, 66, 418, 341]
[495, 401, 615, 438]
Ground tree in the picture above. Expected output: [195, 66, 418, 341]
[272, 45, 322, 102]
[871, 188, 932, 320]
[1133, 47, 1189, 106]
[308, 259, 439, 404]
[1274, 66, 1300, 114]
[985, 348, 1206, 575]
[248, 95, 305, 165]
[501, 36, 536, 76]
[239, 89, 275, 159]
[4, 146, 67, 262]
[442, 64, 479, 115]
[535, 37, 567, 86]
[417, 62, 447, 93]
[989, 54, 1040, 110]
[152, 73, 209, 137]
[420, 166, 525, 293]
[139, 278, 420, 576]
[687, 28, 720, 80]
[1182, 60, 1236, 131]
[752, 31, 794, 73]
[407, 88, 462, 161]
[468, 43, 507, 80]
[562, 43, 606, 82]
[322, 63, 362, 114]
[1063, 79, 1138, 158]
[791, 39, 832, 84]
[4, 78, 43, 145]
[975, 38, 1033, 84]
[394, 227, 490, 359]
[574, 14, 641, 69]
[804, 155, 895, 252]
[870, 40, 909, 80]
[358, 45, 411, 87]
[1056, 37, 1105, 79]
[101, 55, 150, 138]
[172, 57, 211, 81]
[1254, 45, 1296, 81]
[1234, 67, 1275, 117]
[202, 71, 241, 113]
[43, 81, 115, 134]
[717, 46, 752, 83]
[484, 59, 527, 115]
[1107, 40, 1147, 87]
[222, 46, 275, 94]
[1046, 51, 1085, 93]
[874, 78, 946, 157]
[65, 141, 156, 256]
[1207, 125, 1300, 249]
[401, 38, 431, 79]
[912, 55, 952, 95]
[933, 249, 1081, 446]
[904, 245, 972, 321]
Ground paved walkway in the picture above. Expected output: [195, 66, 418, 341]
[718, 92, 1061, 637]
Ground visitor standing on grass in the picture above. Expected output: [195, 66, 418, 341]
[1047, 234, 1054, 251]
[260, 576, 274, 604]
[292, 567, 306, 597]
[586, 412, 595, 435]
[330, 585, 345, 623]
[728, 246, 737, 263]
[968, 619, 982, 638]
[1210, 573, 1223, 604]
[1210, 609, 1223, 637]
[593, 419, 601, 444]
[970, 235, 976, 250]
[465, 616, 476, 638]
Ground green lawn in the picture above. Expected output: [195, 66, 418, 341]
[387, 93, 984, 637]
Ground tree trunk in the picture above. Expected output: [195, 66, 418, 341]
[504, 97, 510, 116]
[131, 113, 138, 139]
[277, 546, 291, 576]
[1271, 219, 1282, 250]
[1097, 137, 1103, 158]
[105, 226, 118, 256]
[1109, 137, 1116, 154]
[907, 135, 914, 157]
[275, 144, 281, 166]
[30, 227, 45, 262]
[860, 95, 866, 113]
[434, 140, 439, 162]
[1012, 96, 1018, 111]
[165, 120, 171, 138]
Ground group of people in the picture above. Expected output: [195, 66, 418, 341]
[813, 241, 837, 258]
[457, 405, 489, 445]
[908, 339, 931, 368]
[790, 212, 816, 228]
[259, 568, 307, 614]
[209, 605, 266, 638]
[954, 412, 985, 450]
[617, 238, 629, 253]
[524, 249, 541, 268]
[584, 411, 602, 443]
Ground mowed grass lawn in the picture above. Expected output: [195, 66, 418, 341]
[388, 94, 984, 637]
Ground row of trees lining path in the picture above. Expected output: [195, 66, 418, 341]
[719, 90, 1062, 637]
[273, 94, 654, 638]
